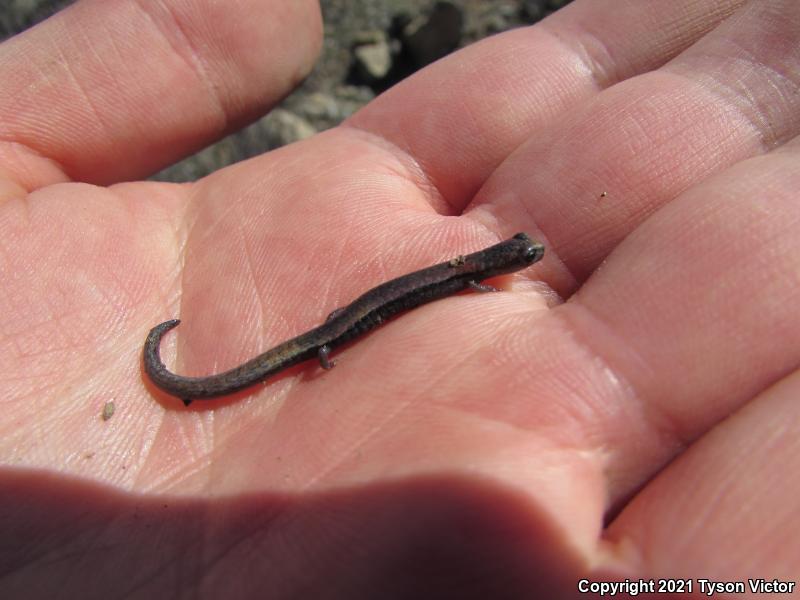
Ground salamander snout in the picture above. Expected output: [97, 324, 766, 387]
[524, 241, 545, 264]
[512, 233, 545, 264]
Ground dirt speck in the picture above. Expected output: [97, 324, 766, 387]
[101, 401, 115, 421]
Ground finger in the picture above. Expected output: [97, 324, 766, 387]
[475, 0, 800, 288]
[602, 369, 800, 582]
[0, 0, 322, 188]
[562, 139, 800, 507]
[347, 0, 745, 209]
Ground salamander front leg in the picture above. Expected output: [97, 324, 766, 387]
[318, 344, 336, 370]
[325, 307, 346, 322]
[468, 281, 498, 293]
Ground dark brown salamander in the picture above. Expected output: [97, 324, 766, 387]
[143, 233, 544, 405]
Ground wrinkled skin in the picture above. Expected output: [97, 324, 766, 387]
[1, 1, 799, 598]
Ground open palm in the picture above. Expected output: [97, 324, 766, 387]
[2, 0, 799, 598]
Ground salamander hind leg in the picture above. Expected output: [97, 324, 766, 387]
[318, 344, 336, 370]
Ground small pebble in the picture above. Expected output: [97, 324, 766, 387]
[101, 401, 115, 421]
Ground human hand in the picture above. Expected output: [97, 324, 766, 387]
[2, 1, 799, 598]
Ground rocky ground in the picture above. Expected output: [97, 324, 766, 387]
[1, 0, 571, 182]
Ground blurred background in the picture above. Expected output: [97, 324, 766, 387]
[1, 0, 572, 182]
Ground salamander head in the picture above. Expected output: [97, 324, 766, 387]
[512, 232, 545, 265]
[458, 232, 545, 279]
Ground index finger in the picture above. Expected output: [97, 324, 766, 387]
[0, 0, 321, 189]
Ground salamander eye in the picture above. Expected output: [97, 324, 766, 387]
[524, 242, 545, 263]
